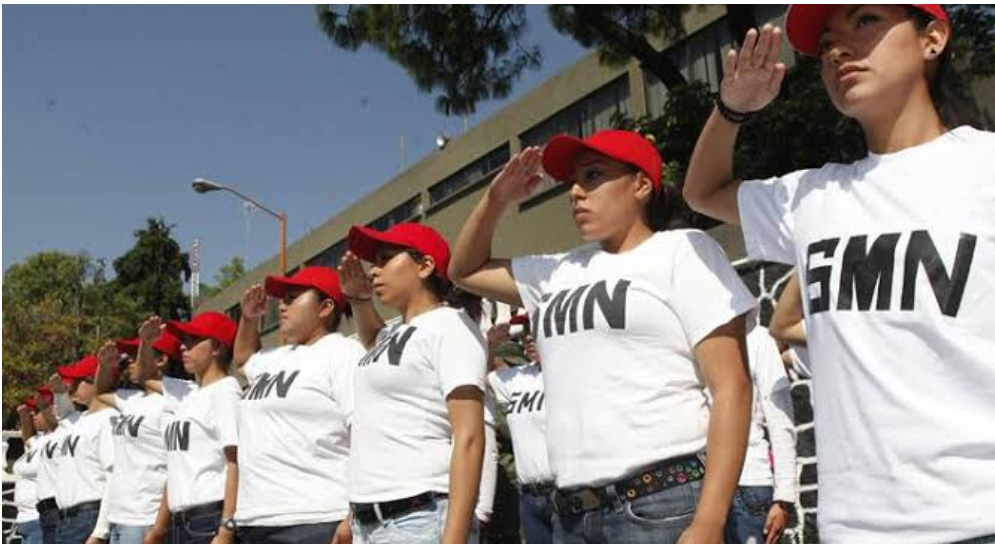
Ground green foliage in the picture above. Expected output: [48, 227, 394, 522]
[2, 253, 138, 416]
[113, 217, 191, 321]
[4, 217, 191, 419]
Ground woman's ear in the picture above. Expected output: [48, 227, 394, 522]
[418, 255, 438, 281]
[921, 18, 951, 62]
[634, 172, 654, 203]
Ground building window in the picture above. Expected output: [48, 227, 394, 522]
[308, 239, 348, 269]
[429, 144, 511, 207]
[519, 76, 631, 201]
[368, 196, 422, 232]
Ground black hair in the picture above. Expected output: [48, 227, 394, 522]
[405, 249, 482, 316]
[313, 289, 349, 333]
[909, 8, 984, 129]
[621, 163, 680, 232]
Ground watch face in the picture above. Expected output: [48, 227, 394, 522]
[224, 519, 237, 531]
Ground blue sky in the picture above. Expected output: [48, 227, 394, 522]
[3, 5, 587, 283]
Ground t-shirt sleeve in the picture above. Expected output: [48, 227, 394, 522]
[213, 380, 241, 448]
[434, 312, 488, 398]
[670, 231, 758, 348]
[511, 253, 562, 314]
[330, 339, 364, 428]
[737, 171, 805, 265]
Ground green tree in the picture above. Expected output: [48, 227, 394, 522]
[2, 252, 137, 418]
[113, 217, 191, 321]
[197, 256, 247, 301]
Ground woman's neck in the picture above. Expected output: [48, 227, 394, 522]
[861, 83, 947, 154]
[197, 364, 228, 387]
[401, 290, 443, 323]
[298, 327, 329, 347]
[601, 221, 654, 254]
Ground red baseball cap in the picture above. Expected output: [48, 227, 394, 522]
[786, 4, 949, 57]
[348, 223, 451, 282]
[152, 331, 183, 363]
[36, 386, 55, 407]
[509, 314, 531, 326]
[23, 397, 38, 411]
[166, 312, 238, 348]
[541, 129, 663, 189]
[265, 266, 348, 310]
[116, 337, 141, 357]
[61, 355, 99, 380]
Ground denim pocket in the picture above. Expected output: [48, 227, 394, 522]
[622, 482, 698, 528]
[736, 486, 773, 517]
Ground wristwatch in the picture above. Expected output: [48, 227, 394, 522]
[221, 517, 237, 532]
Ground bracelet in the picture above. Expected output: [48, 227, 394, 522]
[716, 96, 756, 124]
[346, 295, 372, 303]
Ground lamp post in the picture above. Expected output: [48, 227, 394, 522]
[192, 178, 287, 274]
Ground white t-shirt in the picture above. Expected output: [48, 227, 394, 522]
[488, 363, 553, 485]
[161, 376, 241, 512]
[350, 306, 487, 503]
[738, 126, 995, 543]
[54, 408, 116, 509]
[738, 321, 796, 502]
[36, 424, 68, 502]
[512, 230, 756, 488]
[236, 333, 366, 526]
[14, 438, 43, 523]
[107, 391, 169, 525]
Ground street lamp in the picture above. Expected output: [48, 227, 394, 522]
[191, 177, 287, 274]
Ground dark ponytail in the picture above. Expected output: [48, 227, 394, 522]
[407, 249, 483, 322]
[910, 8, 987, 129]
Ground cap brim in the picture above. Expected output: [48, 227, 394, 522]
[348, 225, 399, 263]
[264, 274, 313, 299]
[115, 338, 140, 356]
[166, 320, 208, 341]
[785, 4, 834, 57]
[541, 134, 591, 183]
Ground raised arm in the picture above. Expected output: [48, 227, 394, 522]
[134, 316, 165, 384]
[683, 25, 786, 225]
[233, 284, 267, 368]
[338, 251, 385, 349]
[95, 341, 120, 409]
[449, 147, 544, 306]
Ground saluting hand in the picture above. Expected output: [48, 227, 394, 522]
[139, 315, 164, 343]
[240, 284, 268, 320]
[720, 24, 787, 114]
[338, 251, 373, 301]
[97, 341, 119, 369]
[487, 146, 544, 207]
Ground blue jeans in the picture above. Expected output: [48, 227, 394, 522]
[56, 505, 101, 544]
[520, 491, 554, 544]
[238, 521, 340, 544]
[351, 497, 449, 544]
[724, 486, 773, 544]
[553, 480, 702, 544]
[109, 524, 152, 544]
[18, 519, 43, 544]
[170, 504, 223, 544]
[37, 500, 60, 544]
